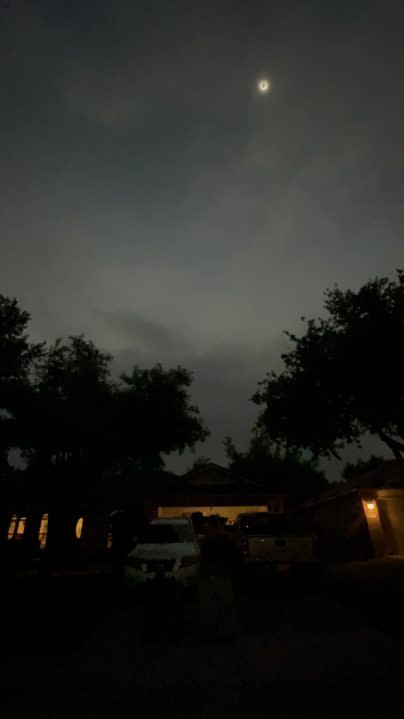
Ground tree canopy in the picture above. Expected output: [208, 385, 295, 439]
[21, 335, 115, 473]
[224, 429, 328, 506]
[0, 295, 43, 475]
[109, 364, 209, 471]
[253, 271, 404, 476]
[0, 295, 209, 484]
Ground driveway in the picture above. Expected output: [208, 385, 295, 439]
[5, 573, 404, 718]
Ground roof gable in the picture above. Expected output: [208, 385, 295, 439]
[182, 463, 246, 488]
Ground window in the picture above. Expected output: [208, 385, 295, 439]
[7, 515, 26, 540]
[7, 515, 18, 540]
[38, 513, 48, 550]
[75, 517, 84, 539]
[16, 517, 27, 538]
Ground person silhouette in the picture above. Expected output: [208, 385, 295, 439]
[198, 515, 241, 641]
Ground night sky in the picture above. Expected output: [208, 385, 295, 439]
[1, 2, 403, 476]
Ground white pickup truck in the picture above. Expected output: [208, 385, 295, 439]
[234, 512, 318, 575]
[125, 518, 200, 590]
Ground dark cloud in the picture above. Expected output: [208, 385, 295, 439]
[99, 308, 391, 477]
[104, 309, 291, 470]
[1, 1, 403, 477]
[98, 309, 190, 358]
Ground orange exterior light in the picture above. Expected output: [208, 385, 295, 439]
[366, 501, 375, 511]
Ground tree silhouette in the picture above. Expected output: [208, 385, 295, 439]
[1, 294, 209, 489]
[253, 270, 404, 478]
[224, 428, 328, 505]
[22, 335, 114, 473]
[0, 295, 43, 474]
[23, 348, 210, 481]
[112, 364, 210, 470]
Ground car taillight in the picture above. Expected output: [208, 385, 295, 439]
[242, 539, 249, 557]
[181, 556, 199, 567]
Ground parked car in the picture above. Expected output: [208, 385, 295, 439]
[234, 512, 319, 575]
[125, 518, 200, 589]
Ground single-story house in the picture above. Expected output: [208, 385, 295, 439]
[143, 462, 286, 523]
[292, 461, 404, 561]
[2, 462, 286, 568]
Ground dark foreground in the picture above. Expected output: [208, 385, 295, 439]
[3, 560, 404, 718]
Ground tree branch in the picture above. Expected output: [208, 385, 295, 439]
[379, 431, 404, 453]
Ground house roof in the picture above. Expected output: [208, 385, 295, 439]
[349, 460, 403, 489]
[144, 462, 286, 499]
[293, 460, 404, 512]
[181, 462, 249, 488]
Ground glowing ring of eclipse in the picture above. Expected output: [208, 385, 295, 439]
[258, 79, 270, 93]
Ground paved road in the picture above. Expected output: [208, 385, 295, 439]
[5, 573, 404, 718]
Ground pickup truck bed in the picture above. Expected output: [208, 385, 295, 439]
[234, 512, 318, 572]
[246, 534, 314, 564]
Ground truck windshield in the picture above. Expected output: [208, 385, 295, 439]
[138, 524, 195, 544]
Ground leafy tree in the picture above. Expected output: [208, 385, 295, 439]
[111, 364, 210, 471]
[224, 429, 328, 505]
[24, 352, 209, 481]
[1, 295, 209, 487]
[0, 295, 43, 386]
[22, 335, 114, 473]
[0, 295, 43, 473]
[253, 271, 404, 478]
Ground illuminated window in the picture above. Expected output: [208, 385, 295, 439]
[7, 515, 27, 540]
[7, 515, 18, 540]
[16, 517, 27, 538]
[75, 517, 84, 539]
[38, 513, 48, 550]
[107, 531, 113, 549]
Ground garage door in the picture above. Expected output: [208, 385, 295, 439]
[157, 505, 269, 523]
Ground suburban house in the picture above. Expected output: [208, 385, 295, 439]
[292, 460, 404, 561]
[0, 471, 112, 570]
[6, 459, 403, 567]
[2, 462, 285, 568]
[143, 462, 286, 523]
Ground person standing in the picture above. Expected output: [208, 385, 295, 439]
[198, 515, 241, 641]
